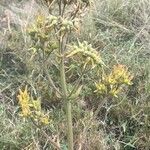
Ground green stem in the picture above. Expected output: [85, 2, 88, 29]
[57, 2, 74, 148]
[59, 35, 74, 150]
[65, 100, 73, 150]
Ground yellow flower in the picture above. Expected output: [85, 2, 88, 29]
[95, 83, 107, 94]
[17, 86, 31, 117]
[95, 64, 133, 97]
[30, 98, 41, 111]
[36, 14, 46, 27]
[66, 41, 102, 67]
[123, 77, 132, 85]
[106, 64, 133, 85]
[106, 75, 117, 84]
[40, 115, 50, 125]
[109, 87, 121, 98]
[17, 86, 51, 125]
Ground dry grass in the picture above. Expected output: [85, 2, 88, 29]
[0, 0, 150, 149]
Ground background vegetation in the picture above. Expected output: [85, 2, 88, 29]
[0, 0, 150, 149]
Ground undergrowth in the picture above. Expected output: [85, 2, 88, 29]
[0, 0, 150, 149]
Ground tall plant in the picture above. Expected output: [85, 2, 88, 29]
[17, 0, 133, 149]
[27, 1, 97, 149]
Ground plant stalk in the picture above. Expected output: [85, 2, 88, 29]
[65, 100, 73, 150]
[59, 35, 74, 150]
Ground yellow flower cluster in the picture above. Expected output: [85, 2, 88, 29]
[28, 14, 82, 54]
[17, 86, 49, 125]
[66, 41, 102, 69]
[95, 64, 133, 97]
[106, 64, 133, 85]
[28, 14, 80, 39]
[17, 86, 31, 117]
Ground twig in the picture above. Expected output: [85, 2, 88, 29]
[44, 67, 62, 96]
[31, 118, 61, 150]
[41, 130, 61, 150]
